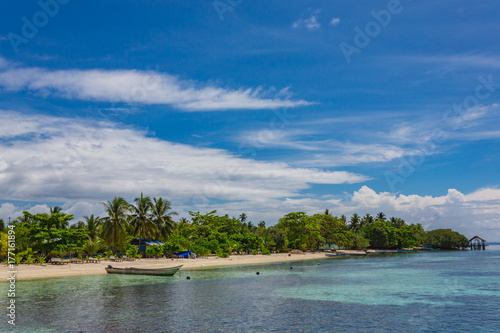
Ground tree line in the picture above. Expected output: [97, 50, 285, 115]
[0, 194, 470, 261]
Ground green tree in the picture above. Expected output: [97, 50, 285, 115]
[390, 217, 406, 228]
[349, 213, 361, 231]
[424, 229, 468, 249]
[275, 212, 309, 250]
[376, 212, 386, 221]
[101, 197, 130, 253]
[150, 197, 177, 240]
[83, 215, 102, 241]
[129, 193, 157, 249]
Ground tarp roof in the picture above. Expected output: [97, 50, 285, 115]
[469, 235, 486, 242]
[129, 238, 164, 246]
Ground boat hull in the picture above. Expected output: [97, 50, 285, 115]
[325, 253, 346, 257]
[336, 250, 367, 256]
[105, 265, 182, 276]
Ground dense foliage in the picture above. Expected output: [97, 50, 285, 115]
[423, 229, 469, 249]
[1, 196, 471, 262]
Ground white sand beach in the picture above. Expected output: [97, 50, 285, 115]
[2, 252, 330, 280]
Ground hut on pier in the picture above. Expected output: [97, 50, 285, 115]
[469, 236, 486, 250]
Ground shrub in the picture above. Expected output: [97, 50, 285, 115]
[252, 250, 258, 255]
[216, 250, 229, 258]
[126, 246, 139, 258]
[261, 248, 271, 255]
[36, 255, 46, 265]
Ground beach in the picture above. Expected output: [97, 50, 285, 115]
[1, 252, 329, 280]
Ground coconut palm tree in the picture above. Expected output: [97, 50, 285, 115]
[101, 197, 130, 253]
[83, 214, 102, 241]
[83, 238, 102, 256]
[349, 213, 361, 231]
[50, 206, 63, 215]
[150, 197, 177, 241]
[376, 212, 386, 221]
[129, 193, 157, 249]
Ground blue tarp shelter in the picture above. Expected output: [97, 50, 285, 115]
[174, 250, 192, 258]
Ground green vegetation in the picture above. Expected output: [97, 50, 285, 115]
[423, 229, 469, 249]
[1, 197, 471, 264]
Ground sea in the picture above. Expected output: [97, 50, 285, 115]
[3, 246, 500, 332]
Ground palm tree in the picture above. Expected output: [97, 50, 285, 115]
[360, 213, 374, 228]
[239, 213, 247, 223]
[70, 221, 87, 229]
[49, 206, 63, 214]
[83, 215, 102, 241]
[83, 238, 102, 256]
[101, 197, 130, 253]
[376, 212, 386, 221]
[324, 209, 332, 216]
[150, 197, 177, 240]
[129, 193, 157, 250]
[349, 213, 360, 231]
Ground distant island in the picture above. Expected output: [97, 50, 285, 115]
[1, 194, 470, 263]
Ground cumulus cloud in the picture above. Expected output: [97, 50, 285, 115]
[0, 59, 311, 111]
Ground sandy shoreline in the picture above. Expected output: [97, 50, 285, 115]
[1, 252, 330, 281]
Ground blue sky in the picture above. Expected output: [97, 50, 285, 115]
[0, 0, 499, 239]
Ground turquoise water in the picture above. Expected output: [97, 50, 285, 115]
[2, 247, 500, 332]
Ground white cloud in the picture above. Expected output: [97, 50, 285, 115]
[0, 59, 311, 111]
[238, 128, 420, 166]
[0, 110, 368, 208]
[330, 17, 340, 26]
[293, 15, 321, 31]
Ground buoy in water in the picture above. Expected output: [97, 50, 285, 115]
[290, 266, 293, 269]
[256, 272, 260, 275]
[186, 276, 191, 280]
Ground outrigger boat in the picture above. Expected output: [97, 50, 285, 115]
[105, 265, 183, 276]
[397, 249, 419, 253]
[325, 253, 346, 258]
[336, 250, 367, 256]
[366, 249, 398, 254]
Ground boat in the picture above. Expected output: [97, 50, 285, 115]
[325, 253, 346, 258]
[397, 249, 419, 253]
[366, 249, 398, 254]
[417, 245, 440, 251]
[336, 250, 367, 256]
[105, 265, 183, 276]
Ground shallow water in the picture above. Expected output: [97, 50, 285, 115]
[2, 247, 500, 332]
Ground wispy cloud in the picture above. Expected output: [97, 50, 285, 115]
[0, 59, 312, 111]
[0, 110, 368, 205]
[238, 128, 420, 167]
[391, 54, 500, 70]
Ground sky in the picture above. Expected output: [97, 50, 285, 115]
[0, 0, 499, 240]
